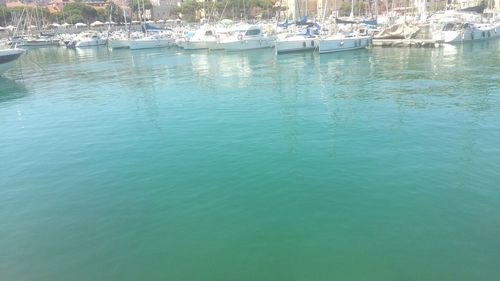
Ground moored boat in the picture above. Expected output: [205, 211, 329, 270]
[275, 34, 319, 54]
[177, 26, 218, 50]
[129, 33, 174, 50]
[108, 38, 130, 49]
[21, 35, 59, 47]
[319, 34, 371, 53]
[67, 32, 107, 48]
[221, 25, 274, 51]
[432, 21, 500, 43]
[275, 25, 320, 54]
[0, 48, 24, 75]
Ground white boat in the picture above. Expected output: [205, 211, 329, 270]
[432, 21, 500, 43]
[129, 33, 174, 50]
[68, 32, 107, 48]
[108, 0, 130, 49]
[178, 26, 218, 50]
[21, 35, 59, 47]
[275, 27, 320, 54]
[206, 40, 225, 50]
[0, 48, 24, 75]
[318, 34, 371, 53]
[206, 28, 232, 50]
[221, 25, 274, 51]
[108, 38, 129, 49]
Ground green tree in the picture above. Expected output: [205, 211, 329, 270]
[175, 0, 277, 21]
[107, 2, 127, 23]
[0, 6, 12, 26]
[130, 0, 153, 13]
[63, 3, 97, 24]
[172, 0, 202, 21]
[340, 2, 351, 16]
[97, 8, 108, 22]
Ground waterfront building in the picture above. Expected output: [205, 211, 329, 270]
[6, 0, 106, 11]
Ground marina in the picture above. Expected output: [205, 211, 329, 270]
[1, 0, 500, 280]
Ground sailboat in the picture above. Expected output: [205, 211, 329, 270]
[129, 23, 174, 50]
[317, 0, 372, 53]
[275, 0, 322, 54]
[128, 0, 174, 50]
[108, 0, 132, 49]
[275, 22, 320, 54]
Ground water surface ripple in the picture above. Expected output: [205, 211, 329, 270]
[1, 41, 500, 281]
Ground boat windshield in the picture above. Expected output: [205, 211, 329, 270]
[443, 23, 458, 31]
[245, 29, 261, 36]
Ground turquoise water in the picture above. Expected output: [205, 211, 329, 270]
[1, 42, 500, 280]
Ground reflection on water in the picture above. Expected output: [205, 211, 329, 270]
[2, 41, 499, 112]
[441, 44, 458, 64]
[0, 77, 28, 103]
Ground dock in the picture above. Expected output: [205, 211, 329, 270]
[372, 39, 442, 48]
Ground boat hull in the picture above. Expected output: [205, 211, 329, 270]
[129, 39, 173, 50]
[319, 36, 371, 53]
[21, 40, 59, 47]
[433, 24, 500, 43]
[0, 49, 24, 75]
[108, 39, 129, 49]
[75, 39, 107, 47]
[206, 41, 224, 50]
[275, 37, 319, 53]
[222, 38, 273, 51]
[179, 40, 209, 50]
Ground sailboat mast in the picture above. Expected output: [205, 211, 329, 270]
[121, 0, 128, 27]
[350, 0, 354, 19]
[321, 0, 328, 24]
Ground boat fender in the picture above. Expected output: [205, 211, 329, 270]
[302, 41, 306, 48]
[340, 41, 344, 47]
[487, 31, 490, 37]
[237, 34, 243, 41]
[482, 31, 485, 38]
[311, 40, 314, 47]
[471, 33, 474, 40]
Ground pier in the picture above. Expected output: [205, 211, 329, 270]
[372, 39, 442, 48]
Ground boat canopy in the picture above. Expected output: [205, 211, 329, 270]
[245, 27, 261, 36]
[458, 4, 485, 14]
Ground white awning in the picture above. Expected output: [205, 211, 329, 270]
[90, 21, 104, 26]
